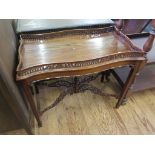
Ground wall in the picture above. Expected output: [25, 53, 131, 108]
[0, 19, 31, 134]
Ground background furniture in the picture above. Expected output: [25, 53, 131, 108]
[114, 19, 151, 34]
[16, 19, 114, 34]
[112, 19, 155, 92]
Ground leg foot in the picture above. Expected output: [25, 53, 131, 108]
[38, 121, 42, 127]
[121, 98, 128, 105]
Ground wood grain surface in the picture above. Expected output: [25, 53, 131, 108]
[16, 27, 144, 81]
[20, 32, 128, 69]
[30, 76, 155, 135]
[5, 75, 155, 134]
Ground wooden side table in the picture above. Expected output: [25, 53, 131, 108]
[16, 26, 146, 127]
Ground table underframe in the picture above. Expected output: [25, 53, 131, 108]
[21, 62, 142, 127]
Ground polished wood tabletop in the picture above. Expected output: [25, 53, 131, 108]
[16, 26, 144, 81]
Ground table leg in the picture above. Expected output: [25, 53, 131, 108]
[115, 62, 141, 108]
[101, 72, 105, 82]
[22, 81, 42, 127]
[34, 83, 39, 94]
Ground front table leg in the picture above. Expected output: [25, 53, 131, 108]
[116, 62, 141, 108]
[22, 81, 42, 127]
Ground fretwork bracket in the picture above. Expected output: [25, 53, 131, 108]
[39, 73, 118, 115]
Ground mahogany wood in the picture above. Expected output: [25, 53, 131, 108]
[115, 19, 124, 30]
[22, 80, 42, 127]
[16, 26, 145, 126]
[143, 34, 155, 52]
[16, 27, 144, 81]
[39, 74, 118, 115]
[143, 20, 155, 52]
[115, 62, 143, 108]
[129, 34, 155, 64]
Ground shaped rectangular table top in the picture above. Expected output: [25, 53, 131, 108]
[16, 26, 144, 81]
